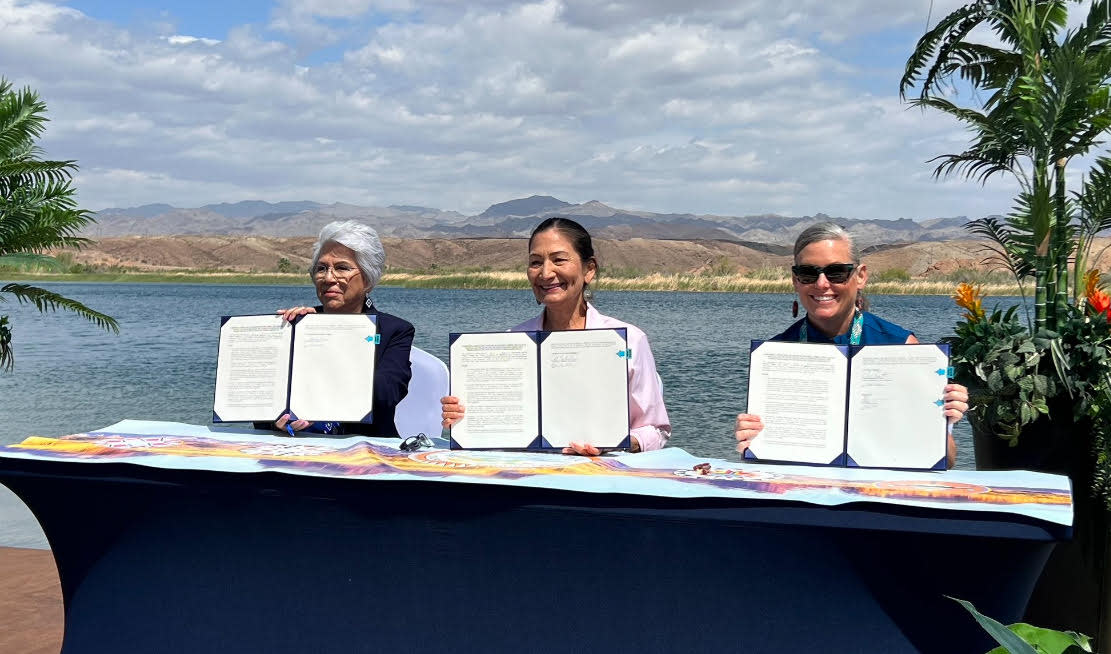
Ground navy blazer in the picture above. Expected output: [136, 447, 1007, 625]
[338, 303, 414, 437]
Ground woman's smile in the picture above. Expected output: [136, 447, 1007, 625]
[792, 238, 867, 337]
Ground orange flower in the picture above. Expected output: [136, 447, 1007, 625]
[1086, 269, 1111, 319]
[1091, 289, 1111, 317]
[953, 282, 985, 322]
[1086, 269, 1102, 299]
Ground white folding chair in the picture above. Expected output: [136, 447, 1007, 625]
[394, 346, 450, 439]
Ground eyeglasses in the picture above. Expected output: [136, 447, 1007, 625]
[791, 263, 856, 284]
[399, 433, 434, 452]
[312, 263, 361, 280]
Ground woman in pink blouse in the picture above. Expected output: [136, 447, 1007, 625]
[441, 217, 671, 454]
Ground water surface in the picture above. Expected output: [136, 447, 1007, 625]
[0, 283, 998, 465]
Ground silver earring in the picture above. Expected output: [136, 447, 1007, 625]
[583, 283, 594, 303]
[364, 295, 373, 309]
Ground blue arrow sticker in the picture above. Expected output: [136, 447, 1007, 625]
[935, 399, 945, 407]
[617, 349, 632, 358]
[936, 368, 946, 376]
[366, 334, 380, 344]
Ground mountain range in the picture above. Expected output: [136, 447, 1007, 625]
[88, 195, 978, 246]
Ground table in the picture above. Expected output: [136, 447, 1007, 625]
[0, 422, 1073, 654]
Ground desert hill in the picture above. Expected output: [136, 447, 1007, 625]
[72, 195, 1096, 281]
[88, 196, 977, 246]
[59, 235, 1056, 279]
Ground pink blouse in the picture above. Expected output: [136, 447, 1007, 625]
[512, 304, 672, 451]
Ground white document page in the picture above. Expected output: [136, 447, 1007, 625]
[746, 341, 848, 465]
[288, 313, 377, 422]
[213, 315, 292, 422]
[450, 332, 539, 449]
[846, 344, 949, 469]
[539, 329, 630, 448]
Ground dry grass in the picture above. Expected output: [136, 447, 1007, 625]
[381, 271, 1025, 296]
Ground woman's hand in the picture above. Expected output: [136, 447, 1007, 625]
[943, 383, 969, 425]
[275, 413, 312, 434]
[441, 396, 465, 428]
[734, 413, 764, 454]
[562, 436, 641, 456]
[276, 306, 317, 322]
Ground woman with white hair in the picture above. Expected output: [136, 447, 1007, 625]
[733, 221, 969, 467]
[270, 220, 414, 437]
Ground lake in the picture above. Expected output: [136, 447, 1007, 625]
[0, 282, 995, 465]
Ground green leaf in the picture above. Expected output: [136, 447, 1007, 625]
[0, 78, 118, 371]
[950, 598, 1039, 654]
[1006, 623, 1092, 653]
[1020, 402, 1035, 425]
[988, 369, 1005, 392]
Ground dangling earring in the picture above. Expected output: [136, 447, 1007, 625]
[792, 300, 799, 318]
[364, 295, 373, 309]
[583, 282, 594, 303]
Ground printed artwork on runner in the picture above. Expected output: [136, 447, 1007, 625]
[0, 421, 1072, 527]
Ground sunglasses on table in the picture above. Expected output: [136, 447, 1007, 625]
[791, 263, 857, 284]
[399, 433, 434, 452]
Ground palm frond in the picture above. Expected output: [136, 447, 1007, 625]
[0, 86, 49, 160]
[0, 315, 11, 371]
[0, 283, 119, 333]
[966, 215, 1037, 281]
[1076, 156, 1111, 234]
[901, 3, 989, 99]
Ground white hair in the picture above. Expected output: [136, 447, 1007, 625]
[310, 220, 386, 289]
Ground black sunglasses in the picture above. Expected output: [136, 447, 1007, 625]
[791, 263, 856, 284]
[399, 433, 433, 452]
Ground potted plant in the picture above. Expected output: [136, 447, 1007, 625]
[903, 0, 1111, 644]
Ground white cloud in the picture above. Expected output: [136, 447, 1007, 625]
[4, 0, 1091, 220]
[164, 35, 220, 46]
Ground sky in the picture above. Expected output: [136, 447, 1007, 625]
[0, 0, 1091, 219]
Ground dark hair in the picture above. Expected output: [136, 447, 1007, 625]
[529, 217, 596, 265]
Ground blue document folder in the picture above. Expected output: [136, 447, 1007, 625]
[447, 328, 631, 451]
[743, 341, 949, 471]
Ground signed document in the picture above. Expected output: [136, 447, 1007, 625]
[745, 341, 949, 470]
[448, 331, 539, 449]
[448, 329, 631, 450]
[846, 344, 949, 469]
[213, 313, 377, 424]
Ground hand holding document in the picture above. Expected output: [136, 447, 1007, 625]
[745, 341, 950, 470]
[448, 329, 631, 450]
[213, 314, 377, 424]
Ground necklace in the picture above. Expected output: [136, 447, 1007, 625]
[799, 311, 863, 345]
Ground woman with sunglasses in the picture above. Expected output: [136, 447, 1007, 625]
[440, 217, 671, 455]
[268, 220, 414, 437]
[734, 222, 968, 467]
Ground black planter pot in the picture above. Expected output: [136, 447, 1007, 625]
[973, 409, 1105, 643]
[972, 404, 1076, 475]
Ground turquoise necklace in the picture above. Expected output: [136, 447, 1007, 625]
[799, 311, 864, 345]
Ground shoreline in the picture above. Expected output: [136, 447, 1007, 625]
[0, 270, 1025, 296]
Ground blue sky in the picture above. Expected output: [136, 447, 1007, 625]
[64, 1, 275, 39]
[1, 0, 1080, 219]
